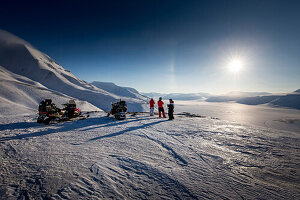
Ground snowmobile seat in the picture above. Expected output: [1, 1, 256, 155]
[64, 100, 80, 118]
[45, 99, 52, 106]
[38, 100, 46, 112]
[109, 100, 127, 120]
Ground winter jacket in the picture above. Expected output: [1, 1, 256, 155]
[167, 103, 174, 113]
[149, 99, 155, 107]
[157, 100, 164, 108]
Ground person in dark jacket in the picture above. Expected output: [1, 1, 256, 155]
[167, 99, 174, 120]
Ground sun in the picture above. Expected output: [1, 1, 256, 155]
[228, 58, 243, 73]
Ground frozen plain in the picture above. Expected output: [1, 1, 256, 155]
[0, 110, 299, 199]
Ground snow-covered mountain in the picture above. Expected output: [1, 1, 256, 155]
[204, 90, 300, 110]
[0, 65, 101, 115]
[237, 93, 300, 110]
[91, 81, 147, 101]
[0, 30, 147, 113]
[224, 91, 271, 97]
[142, 91, 271, 101]
[142, 92, 210, 100]
[206, 91, 272, 102]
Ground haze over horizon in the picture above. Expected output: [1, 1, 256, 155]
[1, 0, 299, 94]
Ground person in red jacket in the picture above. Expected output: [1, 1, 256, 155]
[149, 98, 155, 116]
[157, 97, 166, 118]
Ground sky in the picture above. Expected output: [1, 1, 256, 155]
[1, 0, 300, 94]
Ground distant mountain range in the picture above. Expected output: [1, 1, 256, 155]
[206, 90, 300, 110]
[143, 90, 300, 110]
[294, 89, 300, 93]
[141, 92, 210, 101]
[237, 93, 300, 110]
[205, 92, 272, 102]
[0, 30, 147, 114]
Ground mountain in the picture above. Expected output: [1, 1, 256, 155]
[205, 90, 300, 110]
[91, 81, 147, 100]
[142, 92, 164, 98]
[0, 66, 101, 115]
[269, 94, 300, 109]
[142, 92, 210, 101]
[224, 91, 271, 97]
[206, 91, 272, 102]
[0, 30, 147, 112]
[294, 89, 300, 93]
[237, 93, 300, 109]
[123, 87, 142, 95]
[236, 95, 280, 105]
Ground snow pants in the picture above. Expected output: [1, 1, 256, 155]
[150, 107, 154, 116]
[158, 107, 166, 118]
[168, 111, 174, 120]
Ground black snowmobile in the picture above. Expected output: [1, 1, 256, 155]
[37, 99, 86, 124]
[107, 100, 127, 120]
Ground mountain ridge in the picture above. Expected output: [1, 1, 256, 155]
[0, 30, 147, 112]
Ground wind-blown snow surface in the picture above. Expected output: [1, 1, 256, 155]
[0, 113, 299, 199]
[0, 30, 147, 112]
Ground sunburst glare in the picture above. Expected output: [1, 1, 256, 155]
[228, 57, 244, 73]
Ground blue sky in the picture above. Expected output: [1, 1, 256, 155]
[1, 0, 300, 94]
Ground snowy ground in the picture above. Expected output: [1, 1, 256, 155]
[175, 100, 300, 132]
[0, 111, 299, 199]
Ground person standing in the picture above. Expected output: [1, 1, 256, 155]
[167, 99, 174, 120]
[149, 98, 155, 116]
[157, 97, 166, 118]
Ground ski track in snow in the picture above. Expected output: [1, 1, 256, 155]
[0, 113, 299, 199]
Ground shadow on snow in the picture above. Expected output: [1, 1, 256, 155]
[0, 116, 165, 142]
[0, 121, 43, 131]
[88, 120, 168, 142]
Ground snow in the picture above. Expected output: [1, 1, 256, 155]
[0, 66, 101, 115]
[91, 81, 147, 101]
[175, 100, 300, 132]
[0, 112, 299, 199]
[1, 29, 299, 199]
[0, 30, 147, 112]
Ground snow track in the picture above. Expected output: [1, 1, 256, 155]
[0, 113, 299, 199]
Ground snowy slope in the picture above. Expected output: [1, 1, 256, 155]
[91, 81, 147, 101]
[0, 66, 101, 115]
[0, 30, 147, 112]
[0, 113, 299, 199]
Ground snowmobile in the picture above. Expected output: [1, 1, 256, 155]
[62, 100, 82, 119]
[107, 100, 127, 120]
[37, 99, 87, 124]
